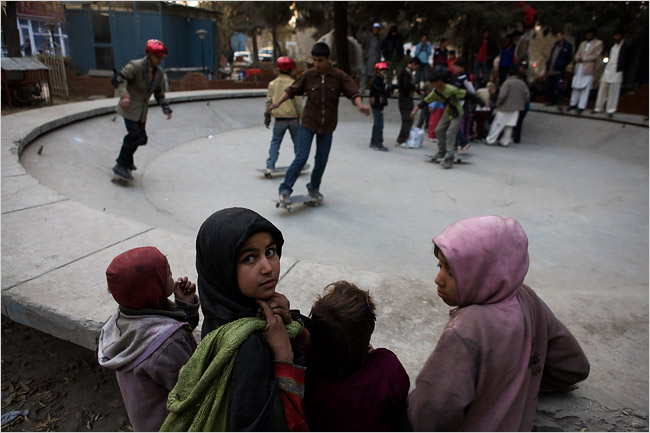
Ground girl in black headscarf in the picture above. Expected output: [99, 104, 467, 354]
[194, 207, 309, 431]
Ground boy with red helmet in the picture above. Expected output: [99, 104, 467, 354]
[111, 39, 172, 183]
[263, 56, 303, 175]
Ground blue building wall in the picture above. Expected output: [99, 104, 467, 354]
[66, 7, 215, 74]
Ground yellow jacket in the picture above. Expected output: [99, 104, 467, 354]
[265, 74, 302, 119]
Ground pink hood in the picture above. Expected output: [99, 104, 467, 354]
[434, 215, 529, 307]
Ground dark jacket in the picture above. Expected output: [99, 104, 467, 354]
[397, 66, 417, 98]
[370, 75, 389, 108]
[285, 65, 360, 134]
[546, 40, 573, 75]
[381, 27, 404, 62]
[616, 39, 634, 86]
[115, 57, 168, 123]
[433, 47, 448, 65]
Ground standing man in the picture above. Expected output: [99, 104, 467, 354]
[381, 25, 404, 84]
[432, 38, 449, 76]
[545, 31, 573, 110]
[485, 66, 530, 147]
[269, 42, 370, 205]
[396, 57, 421, 146]
[568, 28, 603, 114]
[593, 28, 633, 118]
[473, 29, 498, 85]
[112, 39, 172, 182]
[413, 34, 432, 87]
[360, 23, 383, 93]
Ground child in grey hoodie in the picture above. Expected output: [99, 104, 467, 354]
[98, 246, 199, 432]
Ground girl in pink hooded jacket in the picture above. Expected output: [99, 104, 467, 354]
[408, 216, 590, 431]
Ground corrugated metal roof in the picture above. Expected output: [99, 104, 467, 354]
[1, 57, 51, 71]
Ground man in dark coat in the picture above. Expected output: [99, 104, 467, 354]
[544, 31, 573, 110]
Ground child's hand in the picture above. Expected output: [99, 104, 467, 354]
[256, 300, 293, 362]
[261, 293, 292, 325]
[174, 277, 196, 303]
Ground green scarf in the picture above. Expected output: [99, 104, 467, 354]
[160, 317, 302, 432]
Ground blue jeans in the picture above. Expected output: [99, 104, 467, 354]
[370, 107, 384, 146]
[266, 119, 300, 169]
[279, 126, 332, 195]
[415, 63, 429, 86]
[474, 61, 490, 85]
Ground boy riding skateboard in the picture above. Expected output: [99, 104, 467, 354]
[268, 42, 370, 205]
[112, 39, 172, 183]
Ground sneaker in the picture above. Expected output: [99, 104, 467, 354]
[458, 142, 472, 154]
[498, 141, 510, 147]
[567, 105, 577, 112]
[607, 113, 614, 119]
[279, 194, 292, 205]
[307, 189, 324, 202]
[431, 151, 446, 162]
[440, 155, 454, 169]
[576, 109, 583, 116]
[112, 164, 133, 180]
[370, 144, 389, 152]
[429, 137, 438, 143]
[395, 141, 403, 147]
[265, 168, 274, 175]
[128, 164, 137, 171]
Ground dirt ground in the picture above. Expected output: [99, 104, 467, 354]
[2, 315, 648, 432]
[1, 316, 130, 432]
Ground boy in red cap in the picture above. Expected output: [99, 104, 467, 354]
[98, 246, 199, 432]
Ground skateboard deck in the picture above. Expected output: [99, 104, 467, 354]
[258, 164, 311, 178]
[111, 174, 132, 186]
[424, 154, 471, 164]
[275, 194, 322, 212]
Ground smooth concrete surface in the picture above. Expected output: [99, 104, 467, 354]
[2, 90, 648, 422]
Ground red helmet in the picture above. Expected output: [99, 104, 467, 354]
[145, 39, 168, 57]
[374, 62, 389, 72]
[276, 56, 296, 72]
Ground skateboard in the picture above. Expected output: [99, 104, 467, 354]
[257, 164, 311, 178]
[111, 174, 132, 186]
[275, 194, 322, 212]
[424, 154, 472, 164]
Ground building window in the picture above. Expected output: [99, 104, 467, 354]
[95, 46, 115, 70]
[93, 13, 111, 44]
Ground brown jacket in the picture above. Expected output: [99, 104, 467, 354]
[115, 57, 168, 123]
[574, 39, 604, 76]
[284, 66, 360, 134]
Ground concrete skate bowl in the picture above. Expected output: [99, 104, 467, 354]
[6, 91, 650, 418]
[18, 93, 649, 289]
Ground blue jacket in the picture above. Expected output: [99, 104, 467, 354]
[546, 40, 573, 74]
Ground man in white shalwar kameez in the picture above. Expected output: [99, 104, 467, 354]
[594, 29, 631, 118]
[568, 28, 603, 114]
[486, 66, 529, 147]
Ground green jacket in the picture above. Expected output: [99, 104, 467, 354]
[160, 317, 302, 432]
[423, 84, 466, 119]
[115, 57, 168, 123]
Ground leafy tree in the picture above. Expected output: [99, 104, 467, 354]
[257, 2, 294, 60]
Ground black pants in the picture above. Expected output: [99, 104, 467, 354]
[116, 118, 147, 167]
[546, 73, 565, 105]
[397, 97, 414, 143]
[513, 108, 528, 143]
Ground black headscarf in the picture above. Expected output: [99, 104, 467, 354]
[195, 207, 288, 431]
[196, 207, 284, 337]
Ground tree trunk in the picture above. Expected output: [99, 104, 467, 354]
[333, 1, 350, 74]
[271, 27, 282, 60]
[2, 2, 21, 57]
[250, 30, 259, 67]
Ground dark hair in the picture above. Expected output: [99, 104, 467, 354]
[454, 58, 466, 67]
[440, 37, 448, 44]
[408, 57, 422, 66]
[429, 72, 447, 83]
[311, 42, 331, 57]
[508, 65, 519, 76]
[308, 281, 376, 377]
[614, 27, 625, 36]
[513, 30, 523, 37]
[587, 27, 597, 35]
